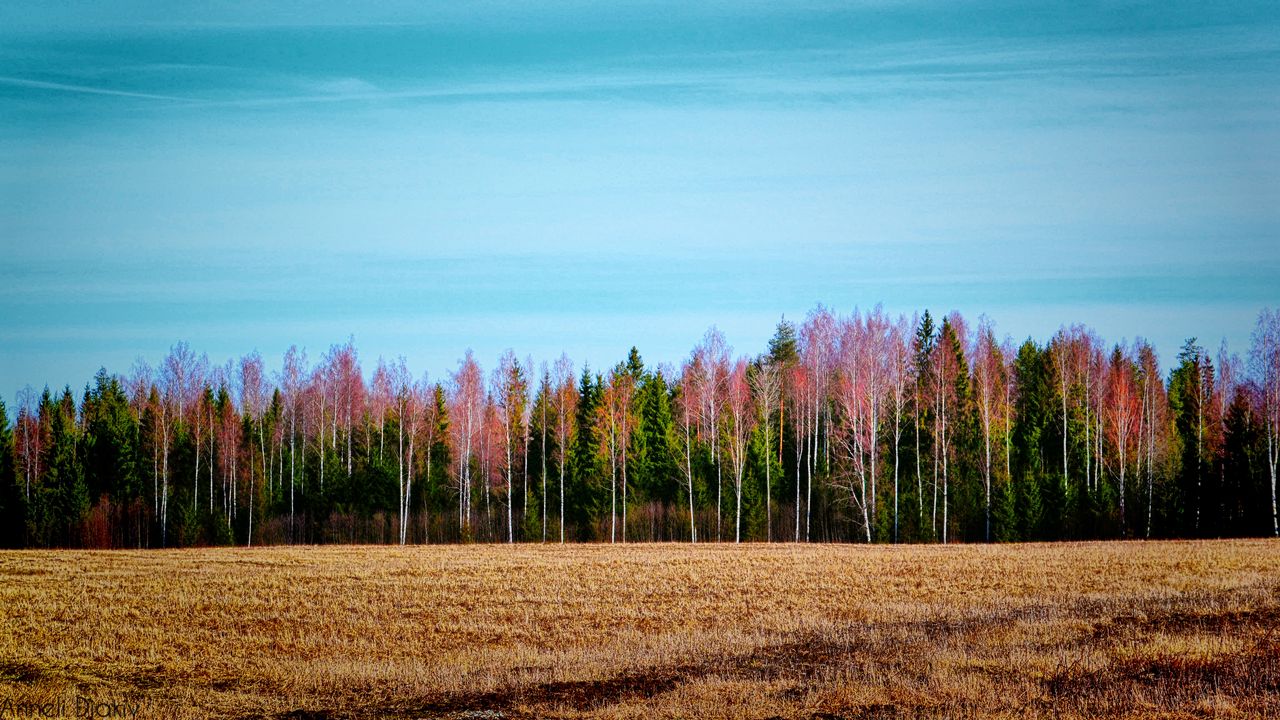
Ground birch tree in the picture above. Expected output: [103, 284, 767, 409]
[693, 327, 730, 540]
[536, 365, 551, 541]
[1050, 325, 1084, 493]
[725, 357, 755, 543]
[831, 309, 884, 543]
[788, 364, 811, 541]
[750, 357, 781, 541]
[972, 316, 1003, 542]
[15, 386, 38, 504]
[799, 307, 836, 541]
[371, 358, 393, 466]
[616, 365, 636, 543]
[281, 346, 306, 539]
[1135, 342, 1165, 538]
[159, 342, 198, 546]
[598, 365, 635, 543]
[1105, 345, 1141, 536]
[552, 354, 576, 544]
[388, 357, 413, 545]
[1251, 308, 1280, 536]
[887, 314, 911, 543]
[598, 374, 620, 543]
[932, 315, 966, 544]
[238, 352, 267, 547]
[676, 357, 702, 543]
[448, 351, 484, 536]
[327, 340, 363, 479]
[187, 354, 209, 513]
[492, 350, 526, 544]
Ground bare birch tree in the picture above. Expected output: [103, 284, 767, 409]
[552, 354, 576, 544]
[725, 358, 755, 543]
[1251, 308, 1280, 536]
[751, 357, 781, 541]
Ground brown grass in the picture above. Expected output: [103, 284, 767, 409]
[1, 540, 1278, 719]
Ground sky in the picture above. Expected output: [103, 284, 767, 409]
[1, 0, 1278, 401]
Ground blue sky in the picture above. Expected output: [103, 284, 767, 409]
[2, 0, 1278, 398]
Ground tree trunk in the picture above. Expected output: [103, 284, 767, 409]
[397, 405, 405, 545]
[289, 410, 295, 542]
[1269, 428, 1278, 536]
[764, 418, 772, 542]
[621, 415, 629, 543]
[735, 466, 742, 543]
[807, 398, 816, 542]
[541, 412, 547, 542]
[685, 420, 697, 543]
[941, 389, 948, 545]
[506, 428, 514, 545]
[559, 434, 565, 544]
[1062, 370, 1069, 491]
[610, 422, 617, 544]
[794, 412, 802, 543]
[984, 408, 992, 543]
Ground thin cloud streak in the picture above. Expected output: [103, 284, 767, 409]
[0, 76, 200, 102]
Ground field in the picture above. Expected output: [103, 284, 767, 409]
[1, 541, 1278, 719]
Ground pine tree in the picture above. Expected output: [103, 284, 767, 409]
[1169, 339, 1214, 536]
[633, 367, 679, 514]
[40, 388, 88, 546]
[767, 318, 799, 367]
[569, 368, 604, 539]
[0, 399, 21, 548]
[1011, 340, 1051, 540]
[84, 369, 140, 508]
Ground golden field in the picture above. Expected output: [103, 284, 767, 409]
[1, 540, 1277, 719]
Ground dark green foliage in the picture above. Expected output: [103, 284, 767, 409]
[767, 318, 799, 367]
[83, 369, 139, 505]
[1009, 340, 1052, 539]
[632, 367, 679, 505]
[1222, 386, 1267, 535]
[33, 388, 88, 546]
[1168, 339, 1214, 537]
[0, 399, 20, 547]
[990, 473, 1017, 542]
[568, 368, 604, 539]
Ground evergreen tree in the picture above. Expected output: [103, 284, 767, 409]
[632, 367, 679, 516]
[767, 318, 799, 367]
[83, 369, 140, 507]
[1222, 386, 1265, 535]
[39, 388, 88, 546]
[425, 384, 453, 525]
[1169, 339, 1214, 536]
[568, 368, 604, 539]
[625, 347, 645, 379]
[901, 311, 937, 542]
[992, 476, 1018, 542]
[528, 372, 554, 541]
[0, 399, 21, 547]
[1011, 340, 1051, 540]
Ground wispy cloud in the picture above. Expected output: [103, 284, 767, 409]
[0, 76, 199, 102]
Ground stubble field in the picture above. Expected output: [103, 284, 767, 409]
[1, 540, 1278, 719]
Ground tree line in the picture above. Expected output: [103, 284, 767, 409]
[1, 305, 1277, 548]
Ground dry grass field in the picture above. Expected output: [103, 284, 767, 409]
[1, 541, 1278, 719]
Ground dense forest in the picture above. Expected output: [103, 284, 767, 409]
[2, 305, 1277, 548]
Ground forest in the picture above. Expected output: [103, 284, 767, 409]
[1, 305, 1277, 548]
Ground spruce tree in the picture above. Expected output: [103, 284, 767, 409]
[569, 368, 603, 539]
[0, 399, 21, 547]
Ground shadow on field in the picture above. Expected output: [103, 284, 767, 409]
[258, 600, 1280, 720]
[267, 633, 869, 719]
